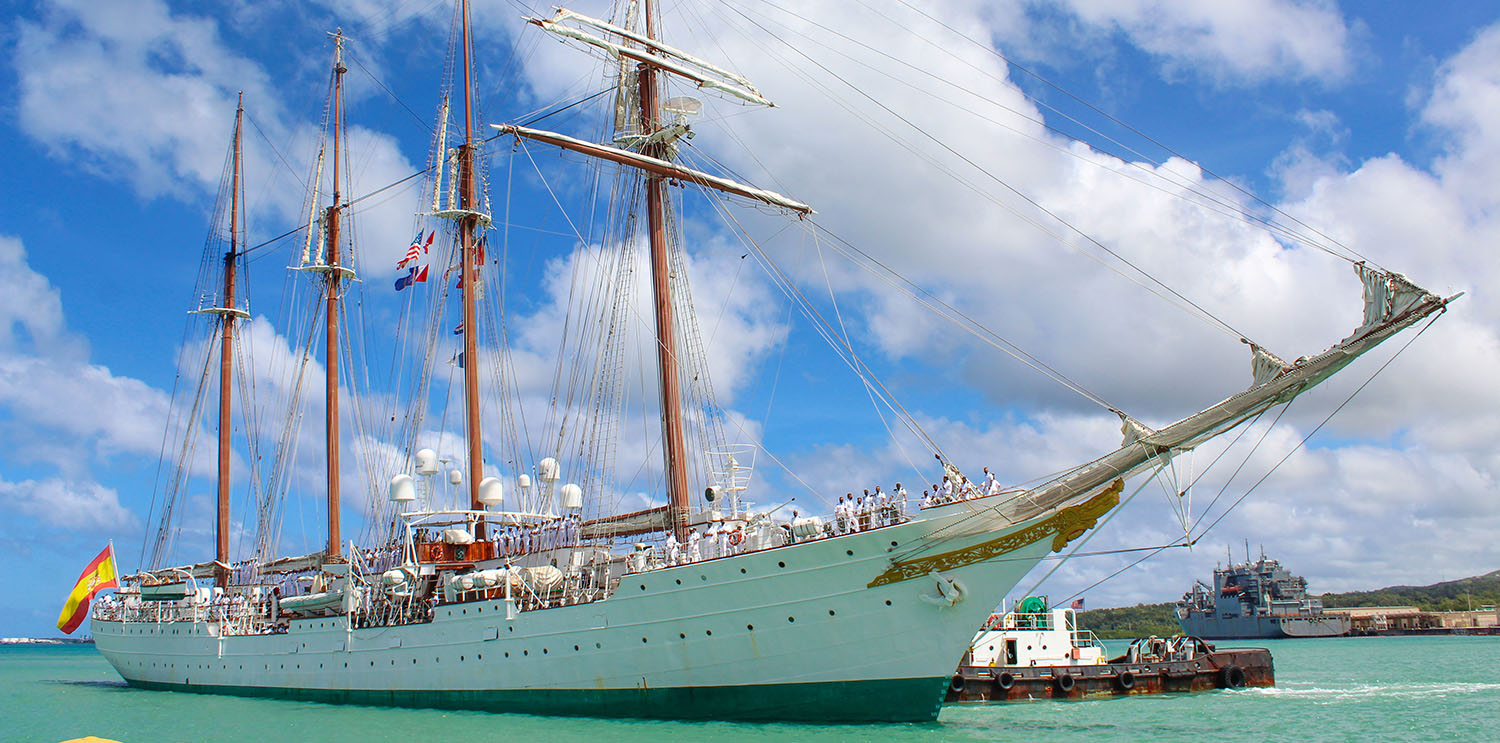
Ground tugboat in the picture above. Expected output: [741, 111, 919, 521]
[946, 598, 1272, 702]
[1177, 553, 1351, 639]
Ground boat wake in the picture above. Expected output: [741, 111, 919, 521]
[1239, 681, 1500, 701]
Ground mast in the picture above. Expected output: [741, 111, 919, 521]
[325, 32, 347, 560]
[458, 0, 485, 536]
[216, 93, 243, 589]
[640, 0, 692, 540]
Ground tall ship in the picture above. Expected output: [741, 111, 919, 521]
[1177, 554, 1351, 639]
[86, 0, 1443, 723]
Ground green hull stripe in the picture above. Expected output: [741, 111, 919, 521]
[127, 676, 949, 722]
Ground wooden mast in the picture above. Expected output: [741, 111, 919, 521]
[458, 0, 485, 537]
[640, 0, 692, 541]
[324, 32, 347, 560]
[216, 93, 243, 589]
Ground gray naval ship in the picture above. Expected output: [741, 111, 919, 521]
[1177, 554, 1350, 639]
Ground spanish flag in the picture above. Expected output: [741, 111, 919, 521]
[57, 544, 118, 634]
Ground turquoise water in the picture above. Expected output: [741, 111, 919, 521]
[3, 636, 1496, 742]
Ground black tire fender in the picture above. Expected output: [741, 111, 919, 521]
[1055, 672, 1075, 693]
[1220, 664, 1247, 688]
[1117, 670, 1135, 690]
[995, 671, 1015, 691]
[950, 673, 966, 693]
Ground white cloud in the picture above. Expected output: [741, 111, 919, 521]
[0, 478, 138, 533]
[14, 0, 425, 277]
[1046, 0, 1356, 85]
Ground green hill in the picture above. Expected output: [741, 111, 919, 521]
[1073, 569, 1500, 640]
[1318, 569, 1500, 612]
[1075, 603, 1178, 639]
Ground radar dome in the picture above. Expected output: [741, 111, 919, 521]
[560, 483, 583, 510]
[478, 477, 504, 507]
[448, 469, 463, 486]
[388, 474, 416, 503]
[537, 457, 561, 481]
[414, 449, 440, 476]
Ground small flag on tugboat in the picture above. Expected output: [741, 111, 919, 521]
[1070, 598, 1084, 611]
[394, 265, 428, 291]
[57, 543, 118, 634]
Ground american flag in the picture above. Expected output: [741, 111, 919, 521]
[1070, 598, 1085, 611]
[396, 230, 433, 269]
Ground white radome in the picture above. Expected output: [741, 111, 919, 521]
[537, 457, 560, 481]
[478, 477, 504, 507]
[560, 483, 583, 510]
[387, 474, 416, 503]
[414, 448, 440, 476]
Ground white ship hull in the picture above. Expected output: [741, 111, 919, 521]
[94, 499, 1083, 722]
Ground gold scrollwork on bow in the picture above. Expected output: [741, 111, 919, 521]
[866, 479, 1123, 588]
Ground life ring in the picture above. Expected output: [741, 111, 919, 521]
[1116, 671, 1135, 691]
[1220, 665, 1247, 689]
[728, 531, 744, 546]
[950, 674, 967, 693]
[995, 671, 1015, 691]
[1054, 673, 1075, 694]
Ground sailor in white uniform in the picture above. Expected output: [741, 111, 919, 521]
[666, 531, 681, 565]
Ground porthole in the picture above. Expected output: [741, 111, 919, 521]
[788, 616, 795, 623]
[679, 633, 686, 639]
[505, 652, 510, 658]
[706, 629, 713, 636]
[523, 650, 529, 656]
[747, 624, 754, 631]
[640, 584, 647, 591]
[700, 575, 707, 581]
[642, 637, 649, 643]
[890, 541, 898, 547]
[740, 568, 747, 574]
[778, 561, 786, 568]
[675, 579, 682, 585]
[595, 642, 602, 649]
[478, 653, 483, 660]
[828, 610, 836, 616]
[846, 550, 854, 556]
[573, 645, 579, 652]
[461, 656, 466, 661]
[885, 600, 892, 606]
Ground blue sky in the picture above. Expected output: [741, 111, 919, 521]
[3, 0, 1500, 638]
